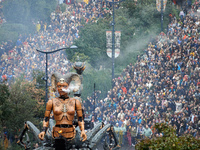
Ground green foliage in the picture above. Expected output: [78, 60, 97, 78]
[71, 52, 90, 63]
[123, 0, 178, 33]
[3, 0, 57, 23]
[0, 78, 45, 138]
[0, 0, 57, 43]
[32, 69, 45, 89]
[31, 70, 46, 118]
[169, 4, 180, 19]
[0, 84, 11, 129]
[136, 123, 200, 150]
[73, 19, 110, 67]
[0, 23, 31, 42]
[3, 0, 30, 24]
[81, 65, 111, 101]
[122, 0, 137, 17]
[60, 3, 68, 12]
[29, 0, 57, 22]
[7, 79, 37, 133]
[0, 84, 10, 104]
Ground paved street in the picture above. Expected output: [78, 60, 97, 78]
[96, 143, 136, 150]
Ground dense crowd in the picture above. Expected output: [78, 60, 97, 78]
[0, 0, 200, 149]
[0, 0, 113, 84]
[83, 0, 200, 147]
[0, 0, 114, 148]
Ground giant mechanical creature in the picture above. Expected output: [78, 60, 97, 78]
[17, 59, 120, 150]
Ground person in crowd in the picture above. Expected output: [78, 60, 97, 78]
[130, 126, 137, 146]
[143, 124, 152, 138]
[137, 124, 144, 139]
[126, 126, 132, 146]
[114, 123, 120, 144]
[119, 123, 126, 146]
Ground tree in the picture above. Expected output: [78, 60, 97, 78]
[3, 0, 57, 24]
[3, 0, 30, 24]
[0, 83, 11, 130]
[1, 0, 57, 42]
[81, 64, 112, 101]
[4, 79, 45, 136]
[1, 0, 32, 42]
[32, 70, 46, 90]
[73, 19, 110, 68]
[29, 0, 57, 22]
[70, 52, 91, 63]
[136, 123, 200, 150]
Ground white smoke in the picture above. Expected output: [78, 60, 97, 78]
[61, 88, 71, 93]
[61, 84, 80, 93]
[68, 84, 80, 92]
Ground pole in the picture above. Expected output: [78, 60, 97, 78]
[45, 53, 48, 103]
[105, 0, 124, 100]
[94, 83, 95, 113]
[161, 0, 163, 32]
[111, 0, 115, 99]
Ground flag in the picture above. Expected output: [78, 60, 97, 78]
[156, 0, 167, 12]
[163, 0, 167, 10]
[106, 31, 121, 58]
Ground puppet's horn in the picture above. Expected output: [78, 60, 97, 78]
[65, 73, 81, 93]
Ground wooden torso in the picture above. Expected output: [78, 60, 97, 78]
[52, 97, 76, 125]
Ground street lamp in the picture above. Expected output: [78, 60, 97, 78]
[36, 45, 78, 104]
[161, 0, 164, 32]
[105, 0, 125, 99]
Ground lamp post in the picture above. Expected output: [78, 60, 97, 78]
[111, 0, 115, 83]
[161, 0, 164, 32]
[94, 83, 96, 114]
[36, 45, 78, 104]
[105, 0, 125, 99]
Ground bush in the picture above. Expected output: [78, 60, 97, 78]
[136, 123, 200, 150]
[0, 23, 33, 42]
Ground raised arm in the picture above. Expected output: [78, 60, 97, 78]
[38, 99, 53, 140]
[75, 99, 87, 141]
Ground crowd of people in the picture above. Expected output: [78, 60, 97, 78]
[0, 0, 200, 149]
[0, 1, 113, 148]
[0, 0, 113, 84]
[83, 0, 200, 147]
